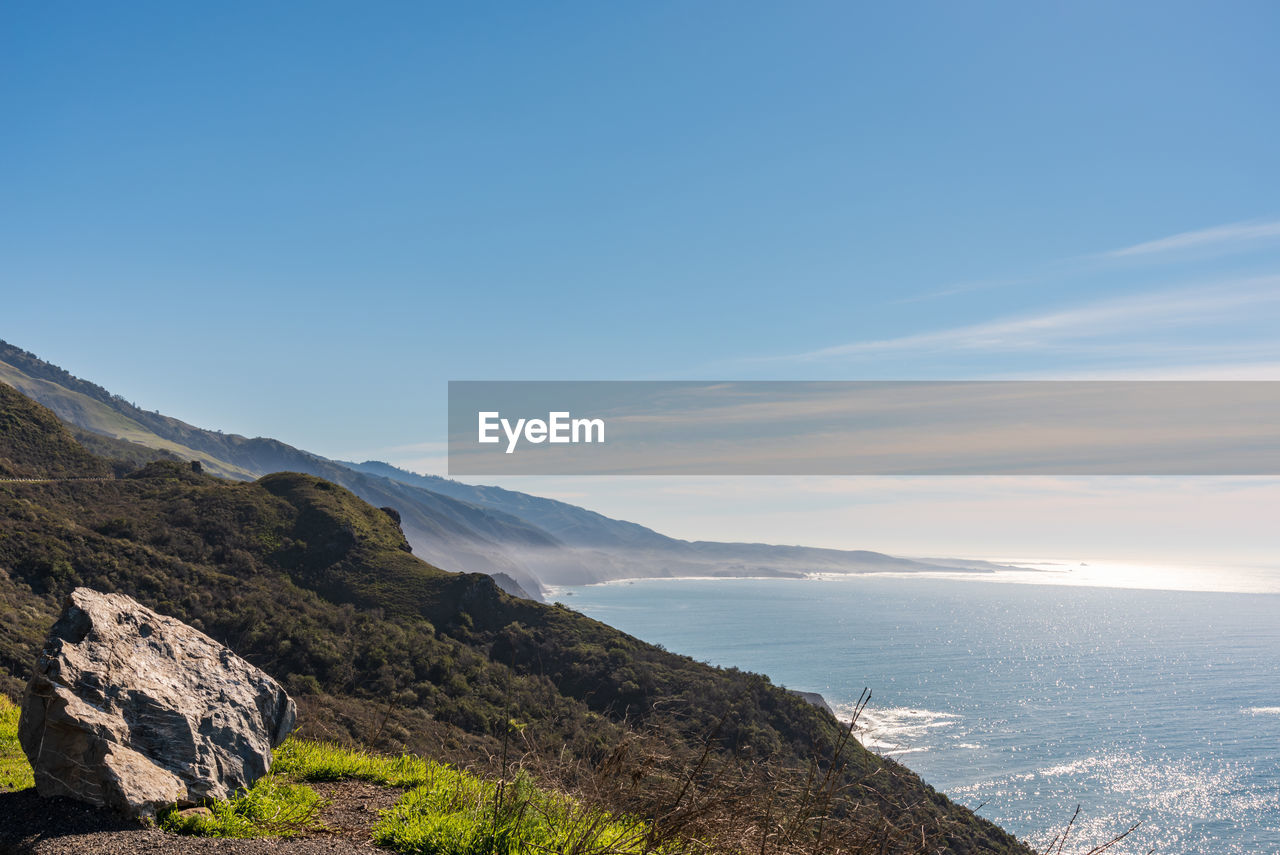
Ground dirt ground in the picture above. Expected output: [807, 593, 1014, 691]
[0, 781, 403, 855]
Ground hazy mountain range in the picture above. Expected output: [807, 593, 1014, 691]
[0, 339, 1019, 598]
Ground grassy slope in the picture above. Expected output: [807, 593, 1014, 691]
[69, 427, 183, 470]
[0, 378, 112, 480]
[0, 384, 1031, 854]
[0, 361, 255, 480]
[0, 344, 575, 597]
[253, 740, 664, 853]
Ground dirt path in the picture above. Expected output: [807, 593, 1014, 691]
[0, 781, 402, 855]
[0, 478, 114, 486]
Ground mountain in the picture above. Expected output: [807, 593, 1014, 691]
[345, 460, 998, 584]
[343, 460, 689, 550]
[0, 381, 1031, 853]
[0, 341, 596, 598]
[1, 340, 1025, 595]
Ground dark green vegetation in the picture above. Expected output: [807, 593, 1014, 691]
[0, 339, 575, 597]
[0, 385, 110, 480]
[0, 381, 1031, 853]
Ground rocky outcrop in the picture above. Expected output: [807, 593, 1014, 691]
[787, 689, 834, 715]
[490, 571, 537, 600]
[18, 588, 295, 818]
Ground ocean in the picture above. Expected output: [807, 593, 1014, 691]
[552, 573, 1280, 854]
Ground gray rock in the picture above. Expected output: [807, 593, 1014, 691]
[787, 689, 834, 715]
[18, 588, 296, 818]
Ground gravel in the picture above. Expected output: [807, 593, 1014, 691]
[0, 782, 403, 855]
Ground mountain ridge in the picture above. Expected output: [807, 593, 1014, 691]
[345, 459, 1004, 581]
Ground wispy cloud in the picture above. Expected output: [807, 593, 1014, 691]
[889, 274, 1033, 305]
[1104, 219, 1280, 259]
[1001, 361, 1280, 381]
[767, 277, 1280, 364]
[888, 219, 1280, 306]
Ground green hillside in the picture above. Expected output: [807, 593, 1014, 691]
[0, 381, 111, 479]
[0, 358, 256, 480]
[0, 382, 1032, 853]
[0, 340, 585, 596]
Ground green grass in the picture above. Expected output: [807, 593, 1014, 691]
[158, 774, 325, 838]
[3, 698, 323, 838]
[373, 769, 665, 855]
[0, 695, 35, 792]
[164, 738, 668, 853]
[5, 706, 663, 851]
[153, 738, 354, 838]
[274, 737, 441, 787]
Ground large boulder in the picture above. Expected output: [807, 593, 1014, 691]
[18, 588, 296, 818]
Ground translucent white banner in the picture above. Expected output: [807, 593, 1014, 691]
[448, 381, 1280, 475]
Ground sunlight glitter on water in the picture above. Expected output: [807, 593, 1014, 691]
[954, 749, 1280, 855]
[559, 575, 1280, 854]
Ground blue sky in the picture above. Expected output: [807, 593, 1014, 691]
[4, 3, 1279, 568]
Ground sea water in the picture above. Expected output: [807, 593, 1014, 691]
[553, 574, 1280, 854]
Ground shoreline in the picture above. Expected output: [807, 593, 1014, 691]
[544, 558, 1280, 597]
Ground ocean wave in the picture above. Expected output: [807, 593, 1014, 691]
[834, 704, 961, 756]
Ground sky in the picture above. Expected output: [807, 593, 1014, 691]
[3, 2, 1279, 570]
